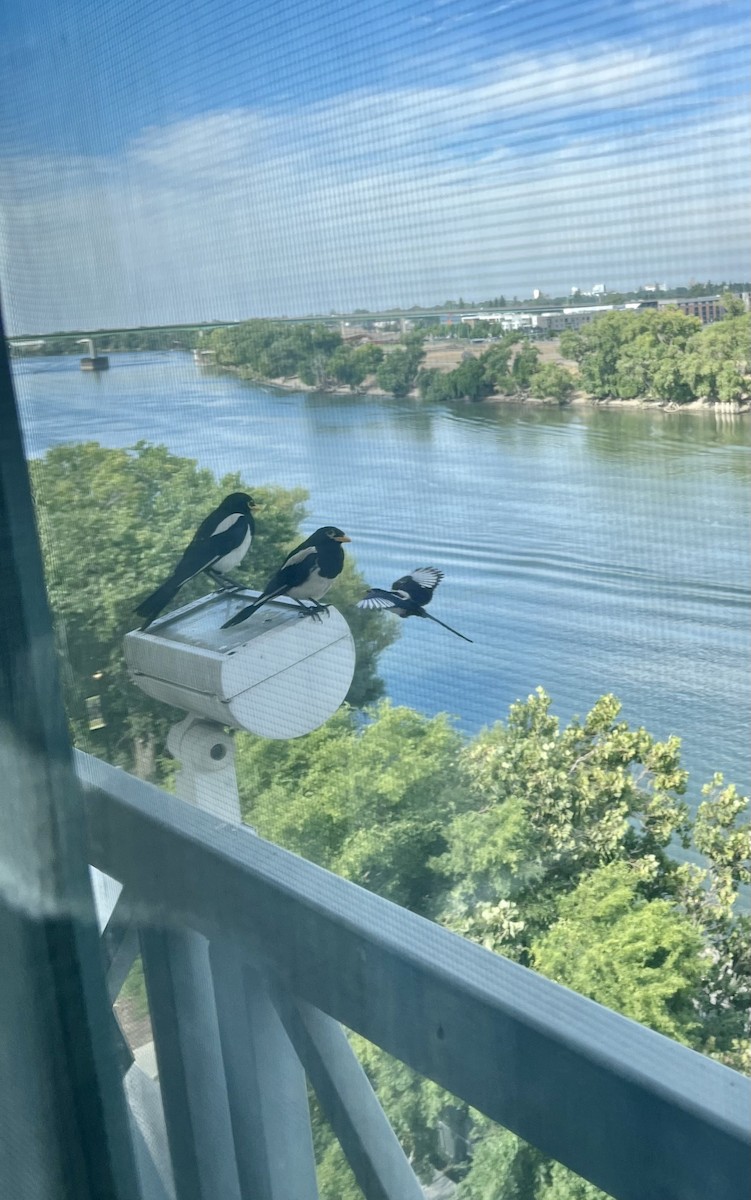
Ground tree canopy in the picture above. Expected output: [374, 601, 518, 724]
[560, 309, 751, 404]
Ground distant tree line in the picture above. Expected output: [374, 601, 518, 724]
[418, 335, 575, 403]
[207, 320, 385, 389]
[344, 280, 749, 313]
[207, 320, 577, 403]
[13, 295, 748, 409]
[208, 310, 751, 406]
[560, 305, 750, 404]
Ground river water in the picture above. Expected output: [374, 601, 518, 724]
[13, 351, 751, 797]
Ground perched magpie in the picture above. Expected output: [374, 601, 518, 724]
[357, 567, 473, 642]
[135, 492, 258, 629]
[222, 525, 351, 628]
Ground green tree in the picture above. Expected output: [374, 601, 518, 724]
[451, 356, 493, 401]
[532, 861, 704, 1043]
[327, 344, 384, 390]
[511, 342, 541, 389]
[529, 363, 576, 403]
[554, 308, 751, 405]
[436, 690, 690, 959]
[228, 685, 749, 1200]
[352, 343, 384, 376]
[311, 1036, 469, 1198]
[207, 319, 347, 386]
[457, 1127, 546, 1200]
[720, 291, 746, 318]
[327, 346, 362, 388]
[376, 345, 425, 397]
[690, 315, 750, 397]
[419, 357, 493, 403]
[676, 775, 751, 1072]
[237, 701, 467, 912]
[481, 337, 517, 391]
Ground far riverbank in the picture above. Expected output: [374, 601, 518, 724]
[211, 362, 751, 415]
[210, 334, 750, 413]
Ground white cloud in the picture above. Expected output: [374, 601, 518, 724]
[0, 32, 748, 331]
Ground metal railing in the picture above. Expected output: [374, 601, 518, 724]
[78, 750, 750, 1200]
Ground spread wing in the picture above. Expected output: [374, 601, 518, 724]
[357, 588, 403, 611]
[410, 567, 443, 589]
[391, 567, 443, 606]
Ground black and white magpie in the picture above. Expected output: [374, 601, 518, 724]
[135, 491, 258, 629]
[357, 567, 473, 642]
[222, 525, 351, 628]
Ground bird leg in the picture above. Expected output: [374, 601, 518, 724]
[208, 569, 242, 592]
[294, 598, 324, 622]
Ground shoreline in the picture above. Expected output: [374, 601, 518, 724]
[218, 366, 750, 415]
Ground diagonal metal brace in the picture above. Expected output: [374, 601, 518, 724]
[275, 993, 424, 1200]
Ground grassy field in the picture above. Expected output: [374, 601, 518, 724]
[422, 338, 572, 372]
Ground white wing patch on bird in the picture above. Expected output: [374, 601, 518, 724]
[285, 545, 318, 567]
[212, 511, 243, 535]
[358, 594, 398, 610]
[409, 567, 443, 590]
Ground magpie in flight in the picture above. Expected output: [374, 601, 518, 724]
[357, 567, 473, 642]
[222, 525, 351, 628]
[135, 492, 258, 629]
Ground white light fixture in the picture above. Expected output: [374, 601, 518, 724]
[125, 590, 356, 740]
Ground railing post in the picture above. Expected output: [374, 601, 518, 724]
[162, 720, 318, 1198]
[209, 942, 320, 1200]
[137, 717, 246, 1200]
[140, 927, 242, 1200]
[275, 996, 424, 1200]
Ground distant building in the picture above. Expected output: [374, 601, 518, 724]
[532, 288, 543, 300]
[534, 305, 616, 332]
[457, 295, 727, 336]
[658, 295, 725, 324]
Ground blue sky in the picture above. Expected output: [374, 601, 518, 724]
[0, 0, 748, 331]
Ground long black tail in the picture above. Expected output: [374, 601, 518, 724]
[222, 601, 260, 629]
[135, 577, 181, 629]
[222, 586, 287, 629]
[423, 609, 473, 643]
